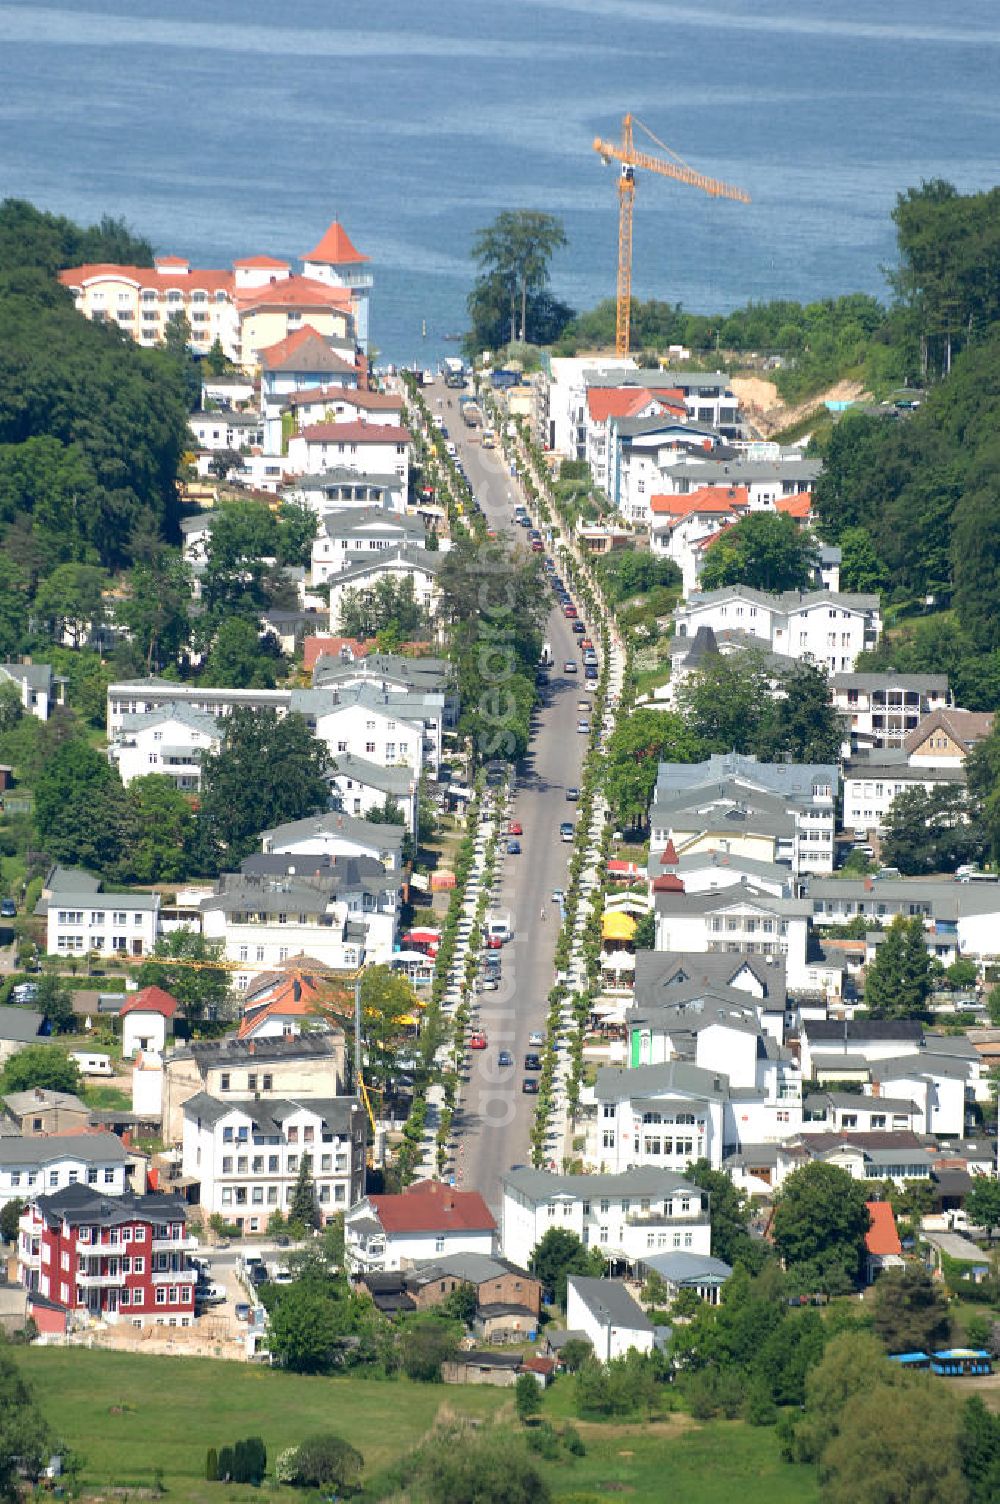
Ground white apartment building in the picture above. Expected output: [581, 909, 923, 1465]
[0, 663, 62, 721]
[673, 586, 881, 674]
[303, 682, 442, 775]
[283, 385, 403, 433]
[0, 1132, 128, 1211]
[588, 1061, 730, 1173]
[188, 410, 263, 453]
[831, 672, 950, 754]
[36, 867, 160, 960]
[182, 1094, 366, 1234]
[345, 1180, 497, 1273]
[109, 703, 221, 791]
[311, 509, 427, 583]
[285, 422, 411, 495]
[282, 468, 405, 518]
[566, 1277, 655, 1360]
[199, 876, 367, 986]
[842, 761, 967, 836]
[328, 754, 419, 832]
[259, 810, 405, 872]
[327, 547, 440, 632]
[652, 451, 822, 508]
[653, 887, 814, 991]
[499, 1167, 711, 1272]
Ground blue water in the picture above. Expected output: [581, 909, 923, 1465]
[1, 0, 997, 364]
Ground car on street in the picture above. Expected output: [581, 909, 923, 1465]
[476, 977, 499, 992]
[528, 1031, 545, 1047]
[577, 699, 592, 712]
[498, 1050, 514, 1067]
[581, 637, 594, 650]
[507, 838, 521, 854]
[524, 1053, 542, 1070]
[563, 661, 577, 674]
[577, 719, 590, 734]
[563, 604, 577, 618]
[572, 621, 586, 634]
[486, 936, 503, 949]
[469, 1032, 488, 1050]
[560, 821, 574, 841]
[0, 899, 16, 918]
[269, 1268, 294, 1285]
[566, 787, 579, 801]
[585, 666, 599, 681]
[522, 1079, 539, 1094]
[509, 820, 523, 835]
[551, 888, 564, 904]
[531, 539, 543, 552]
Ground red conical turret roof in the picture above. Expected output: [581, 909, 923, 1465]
[303, 221, 368, 265]
[659, 839, 679, 867]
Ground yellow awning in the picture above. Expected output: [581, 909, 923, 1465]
[602, 911, 637, 941]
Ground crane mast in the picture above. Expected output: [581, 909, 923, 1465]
[593, 114, 750, 357]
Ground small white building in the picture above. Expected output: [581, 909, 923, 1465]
[345, 1180, 497, 1273]
[311, 508, 427, 583]
[286, 421, 411, 496]
[0, 1132, 128, 1211]
[499, 1166, 711, 1273]
[831, 672, 950, 754]
[182, 1093, 366, 1235]
[36, 867, 160, 961]
[673, 586, 881, 674]
[119, 986, 180, 1061]
[0, 663, 62, 722]
[282, 468, 405, 518]
[259, 809, 405, 871]
[328, 753, 419, 832]
[327, 546, 441, 632]
[566, 1276, 654, 1361]
[108, 702, 221, 791]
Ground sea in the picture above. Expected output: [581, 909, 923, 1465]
[0, 0, 998, 366]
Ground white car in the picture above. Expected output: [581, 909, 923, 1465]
[528, 1031, 545, 1047]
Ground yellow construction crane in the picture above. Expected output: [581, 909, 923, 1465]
[592, 114, 750, 358]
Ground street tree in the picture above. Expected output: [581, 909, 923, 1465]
[966, 1175, 1000, 1233]
[0, 1047, 81, 1096]
[0, 1348, 52, 1501]
[33, 973, 75, 1035]
[470, 210, 568, 348]
[864, 915, 936, 1017]
[699, 512, 818, 594]
[872, 1264, 950, 1353]
[136, 929, 229, 1026]
[354, 964, 422, 1092]
[198, 709, 329, 865]
[771, 1162, 870, 1291]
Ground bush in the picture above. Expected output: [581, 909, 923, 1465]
[216, 1447, 234, 1482]
[205, 1448, 218, 1482]
[290, 1433, 364, 1493]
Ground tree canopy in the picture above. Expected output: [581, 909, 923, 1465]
[864, 915, 936, 1017]
[699, 512, 818, 594]
[528, 1226, 604, 1309]
[771, 1162, 870, 1292]
[198, 708, 329, 865]
[467, 210, 571, 353]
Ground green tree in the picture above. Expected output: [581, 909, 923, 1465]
[33, 974, 75, 1035]
[678, 649, 774, 754]
[966, 723, 1000, 862]
[699, 512, 818, 594]
[289, 1154, 320, 1231]
[683, 1160, 766, 1271]
[470, 210, 569, 348]
[399, 1320, 458, 1382]
[34, 737, 129, 874]
[771, 1162, 870, 1291]
[837, 526, 889, 594]
[115, 549, 192, 672]
[602, 710, 705, 829]
[33, 562, 108, 648]
[529, 1227, 604, 1309]
[136, 930, 229, 1027]
[0, 1198, 25, 1245]
[820, 1377, 965, 1504]
[758, 659, 842, 764]
[880, 784, 983, 875]
[864, 915, 935, 1017]
[633, 911, 655, 949]
[0, 1046, 81, 1096]
[966, 1175, 1000, 1234]
[122, 775, 196, 883]
[558, 1337, 592, 1373]
[396, 1422, 550, 1504]
[872, 1264, 950, 1353]
[782, 1329, 894, 1464]
[216, 1448, 234, 1483]
[0, 1346, 52, 1502]
[204, 617, 282, 690]
[515, 1372, 541, 1422]
[337, 575, 427, 642]
[198, 709, 328, 865]
[290, 1434, 363, 1493]
[204, 1448, 218, 1482]
[267, 1283, 343, 1373]
[961, 1396, 1000, 1504]
[440, 1281, 477, 1327]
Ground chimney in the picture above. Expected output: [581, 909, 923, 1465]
[248, 1040, 256, 1056]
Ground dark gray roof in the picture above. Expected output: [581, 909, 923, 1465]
[656, 751, 838, 803]
[832, 672, 949, 693]
[567, 1276, 654, 1333]
[633, 950, 787, 1013]
[35, 1183, 189, 1227]
[182, 1092, 359, 1135]
[595, 1061, 730, 1104]
[329, 545, 440, 589]
[640, 1251, 733, 1285]
[169, 1031, 342, 1071]
[406, 1252, 531, 1287]
[804, 1020, 924, 1044]
[0, 662, 53, 692]
[0, 1008, 47, 1043]
[328, 753, 416, 798]
[261, 810, 404, 852]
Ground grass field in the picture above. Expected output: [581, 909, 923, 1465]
[14, 1348, 819, 1503]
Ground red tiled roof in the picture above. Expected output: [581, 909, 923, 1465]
[659, 839, 679, 867]
[652, 874, 685, 893]
[119, 985, 180, 1019]
[303, 635, 370, 671]
[303, 221, 369, 266]
[586, 388, 656, 423]
[154, 255, 189, 268]
[775, 492, 813, 520]
[258, 325, 355, 372]
[235, 275, 353, 312]
[370, 1179, 496, 1236]
[865, 1201, 902, 1258]
[285, 385, 401, 412]
[58, 263, 234, 295]
[237, 973, 324, 1039]
[650, 485, 750, 518]
[233, 255, 291, 269]
[298, 421, 411, 445]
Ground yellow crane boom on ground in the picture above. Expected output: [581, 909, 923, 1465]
[592, 114, 751, 358]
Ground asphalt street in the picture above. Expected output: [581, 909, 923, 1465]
[429, 381, 592, 1213]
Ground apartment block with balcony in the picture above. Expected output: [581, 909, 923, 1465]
[499, 1166, 711, 1274]
[831, 672, 950, 754]
[182, 1094, 366, 1235]
[18, 1185, 196, 1326]
[35, 866, 160, 960]
[109, 703, 221, 791]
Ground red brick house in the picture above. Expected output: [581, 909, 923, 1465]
[18, 1184, 197, 1326]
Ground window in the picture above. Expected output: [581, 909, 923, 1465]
[133, 1257, 145, 1274]
[220, 1074, 231, 1092]
[155, 1287, 167, 1305]
[248, 1074, 257, 1092]
[434, 1236, 445, 1254]
[263, 1074, 273, 1091]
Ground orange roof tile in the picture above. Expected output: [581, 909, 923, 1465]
[586, 388, 656, 423]
[775, 492, 813, 520]
[303, 635, 370, 671]
[233, 255, 291, 269]
[650, 485, 750, 518]
[237, 972, 324, 1039]
[59, 263, 234, 295]
[235, 275, 353, 312]
[257, 324, 353, 372]
[285, 385, 402, 412]
[298, 421, 411, 445]
[119, 985, 180, 1019]
[865, 1201, 902, 1257]
[303, 221, 369, 266]
[370, 1180, 496, 1236]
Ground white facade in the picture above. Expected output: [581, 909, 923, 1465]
[286, 424, 410, 496]
[311, 510, 426, 583]
[831, 674, 950, 754]
[182, 1095, 365, 1233]
[122, 1010, 169, 1061]
[188, 411, 263, 452]
[109, 706, 221, 791]
[566, 1277, 655, 1361]
[499, 1168, 711, 1271]
[653, 891, 812, 989]
[588, 1064, 729, 1174]
[45, 892, 160, 960]
[200, 898, 365, 986]
[0, 664, 60, 722]
[673, 586, 881, 674]
[0, 1134, 127, 1211]
[327, 548, 440, 632]
[260, 812, 405, 873]
[345, 1192, 497, 1273]
[311, 689, 440, 775]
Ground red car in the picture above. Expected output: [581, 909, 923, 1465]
[509, 820, 523, 836]
[531, 539, 543, 552]
[468, 1032, 488, 1050]
[563, 604, 577, 618]
[580, 638, 595, 650]
[486, 936, 504, 949]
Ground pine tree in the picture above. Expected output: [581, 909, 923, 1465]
[205, 1448, 218, 1482]
[216, 1448, 233, 1483]
[289, 1154, 320, 1230]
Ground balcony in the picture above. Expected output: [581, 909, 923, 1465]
[624, 1211, 711, 1228]
[151, 1235, 198, 1253]
[76, 1270, 125, 1288]
[151, 1268, 198, 1284]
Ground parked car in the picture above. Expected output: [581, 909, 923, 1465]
[11, 982, 38, 1004]
[507, 838, 522, 855]
[563, 604, 578, 618]
[551, 888, 564, 904]
[269, 1268, 294, 1285]
[522, 1079, 540, 1095]
[560, 821, 574, 841]
[0, 899, 16, 918]
[563, 661, 577, 674]
[476, 977, 499, 992]
[585, 666, 599, 681]
[572, 621, 586, 635]
[486, 936, 504, 949]
[497, 1050, 514, 1068]
[469, 1032, 488, 1050]
[528, 1031, 545, 1047]
[577, 719, 590, 734]
[524, 1052, 542, 1071]
[197, 1284, 227, 1305]
[566, 787, 579, 801]
[509, 820, 523, 835]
